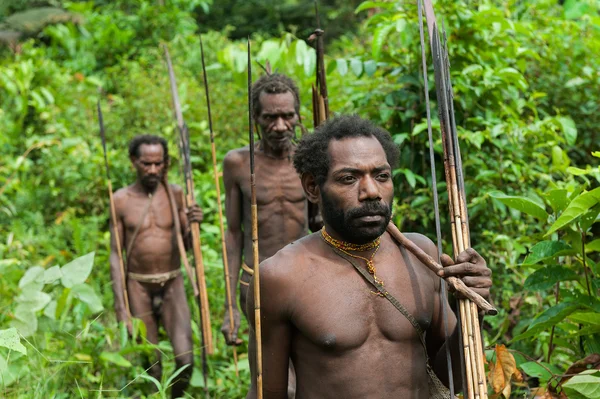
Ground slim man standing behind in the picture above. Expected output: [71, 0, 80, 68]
[221, 73, 320, 343]
[109, 135, 202, 398]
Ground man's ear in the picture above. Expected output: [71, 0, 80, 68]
[301, 173, 320, 204]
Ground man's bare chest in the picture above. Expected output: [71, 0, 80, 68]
[122, 193, 174, 233]
[239, 160, 305, 206]
[291, 252, 436, 352]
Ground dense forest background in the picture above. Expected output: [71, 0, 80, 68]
[1, 0, 599, 397]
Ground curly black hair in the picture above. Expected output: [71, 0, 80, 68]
[293, 115, 399, 186]
[251, 73, 300, 117]
[128, 134, 169, 162]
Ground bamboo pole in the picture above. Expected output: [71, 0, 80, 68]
[162, 44, 213, 355]
[199, 35, 239, 376]
[419, 1, 492, 397]
[248, 37, 263, 399]
[97, 99, 131, 322]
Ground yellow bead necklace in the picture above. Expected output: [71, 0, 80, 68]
[321, 227, 385, 296]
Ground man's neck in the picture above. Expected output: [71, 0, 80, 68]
[133, 180, 158, 196]
[258, 140, 293, 160]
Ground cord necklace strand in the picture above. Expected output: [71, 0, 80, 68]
[321, 227, 384, 296]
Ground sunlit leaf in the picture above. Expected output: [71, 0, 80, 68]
[546, 188, 600, 236]
[336, 58, 348, 76]
[71, 283, 104, 313]
[60, 252, 95, 288]
[489, 191, 548, 221]
[562, 370, 600, 399]
[100, 351, 132, 368]
[557, 116, 577, 145]
[545, 189, 569, 214]
[0, 328, 27, 355]
[372, 22, 394, 60]
[523, 241, 575, 265]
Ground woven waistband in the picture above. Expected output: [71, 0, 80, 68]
[128, 269, 181, 284]
[241, 262, 254, 276]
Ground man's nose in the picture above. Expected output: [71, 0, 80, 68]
[149, 164, 157, 174]
[359, 176, 381, 201]
[272, 117, 287, 132]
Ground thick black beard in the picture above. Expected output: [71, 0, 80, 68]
[321, 190, 392, 245]
[141, 174, 161, 192]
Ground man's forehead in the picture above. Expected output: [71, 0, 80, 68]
[259, 91, 296, 113]
[328, 136, 389, 171]
[138, 143, 164, 158]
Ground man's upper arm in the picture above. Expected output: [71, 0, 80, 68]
[109, 191, 126, 253]
[246, 257, 292, 398]
[223, 151, 243, 233]
[404, 233, 457, 356]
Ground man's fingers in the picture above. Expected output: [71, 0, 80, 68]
[440, 254, 454, 267]
[461, 276, 492, 288]
[457, 248, 484, 264]
[440, 263, 477, 277]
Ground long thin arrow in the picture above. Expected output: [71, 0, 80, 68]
[248, 37, 264, 399]
[199, 34, 239, 376]
[97, 98, 131, 326]
[162, 44, 212, 398]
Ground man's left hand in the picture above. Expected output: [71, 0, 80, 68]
[186, 204, 204, 224]
[438, 248, 492, 300]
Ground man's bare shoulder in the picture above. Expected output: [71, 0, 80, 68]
[112, 185, 136, 211]
[400, 232, 437, 258]
[223, 146, 250, 168]
[260, 233, 318, 282]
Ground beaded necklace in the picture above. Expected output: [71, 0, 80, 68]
[321, 227, 385, 296]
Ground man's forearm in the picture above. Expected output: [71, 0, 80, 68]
[109, 253, 128, 321]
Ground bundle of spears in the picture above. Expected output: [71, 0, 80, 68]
[414, 0, 498, 398]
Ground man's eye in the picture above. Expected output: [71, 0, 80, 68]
[341, 175, 356, 183]
[377, 173, 390, 181]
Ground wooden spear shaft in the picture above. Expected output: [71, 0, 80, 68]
[248, 38, 263, 399]
[162, 44, 214, 355]
[199, 35, 239, 376]
[97, 99, 131, 322]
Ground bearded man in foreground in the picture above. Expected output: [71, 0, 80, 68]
[246, 115, 492, 398]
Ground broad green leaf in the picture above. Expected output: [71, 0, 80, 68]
[0, 328, 27, 355]
[586, 239, 600, 253]
[71, 283, 104, 313]
[16, 290, 51, 312]
[592, 151, 600, 159]
[520, 361, 561, 383]
[43, 300, 57, 320]
[569, 312, 600, 326]
[336, 58, 348, 76]
[557, 116, 577, 145]
[363, 60, 377, 77]
[372, 22, 394, 60]
[562, 370, 600, 399]
[18, 266, 44, 291]
[545, 189, 569, 214]
[100, 351, 132, 368]
[523, 241, 575, 265]
[546, 188, 600, 236]
[350, 58, 363, 76]
[524, 265, 579, 291]
[43, 265, 62, 284]
[512, 302, 581, 341]
[567, 167, 592, 176]
[489, 192, 548, 221]
[294, 39, 306, 66]
[580, 205, 600, 231]
[10, 308, 37, 337]
[60, 252, 95, 288]
[355, 1, 394, 14]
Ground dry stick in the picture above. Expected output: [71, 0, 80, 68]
[97, 99, 131, 321]
[163, 179, 198, 296]
[199, 35, 239, 376]
[162, 44, 213, 354]
[248, 38, 263, 399]
[386, 223, 497, 315]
